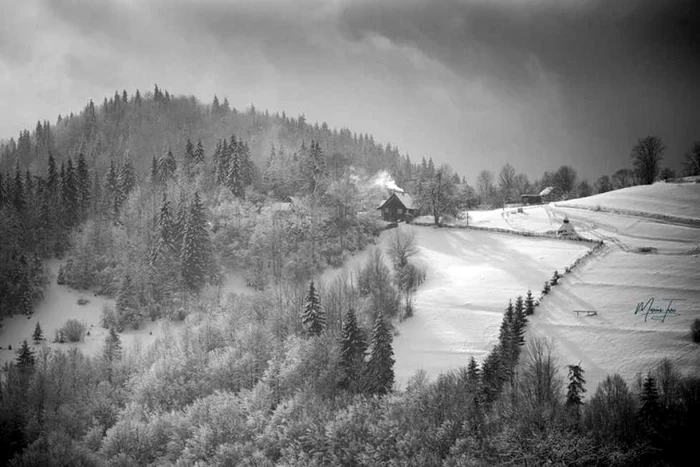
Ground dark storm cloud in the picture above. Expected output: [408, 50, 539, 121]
[2, 0, 699, 180]
[338, 0, 700, 94]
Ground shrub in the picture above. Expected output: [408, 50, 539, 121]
[542, 281, 551, 295]
[692, 319, 700, 343]
[60, 319, 87, 342]
[551, 270, 561, 286]
[77, 297, 90, 306]
[101, 304, 120, 331]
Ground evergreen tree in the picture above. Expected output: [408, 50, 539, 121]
[12, 164, 25, 213]
[102, 326, 122, 383]
[157, 194, 175, 253]
[226, 135, 242, 196]
[301, 280, 325, 336]
[115, 274, 139, 330]
[498, 300, 515, 364]
[180, 192, 212, 294]
[157, 148, 177, 183]
[46, 153, 58, 198]
[118, 158, 137, 201]
[480, 346, 503, 404]
[366, 311, 394, 395]
[551, 270, 560, 286]
[512, 295, 527, 347]
[32, 322, 43, 343]
[77, 152, 90, 219]
[339, 307, 367, 391]
[525, 289, 535, 316]
[638, 373, 661, 427]
[467, 356, 480, 386]
[194, 140, 205, 165]
[566, 364, 586, 408]
[61, 158, 79, 226]
[15, 339, 36, 368]
[103, 326, 122, 363]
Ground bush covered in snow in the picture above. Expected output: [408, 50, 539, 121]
[60, 319, 86, 342]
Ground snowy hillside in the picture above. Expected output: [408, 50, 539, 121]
[557, 181, 700, 225]
[405, 182, 700, 391]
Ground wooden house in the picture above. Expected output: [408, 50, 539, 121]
[377, 192, 418, 222]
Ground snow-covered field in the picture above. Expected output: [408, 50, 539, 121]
[557, 182, 700, 226]
[391, 226, 592, 387]
[0, 263, 250, 367]
[404, 182, 700, 391]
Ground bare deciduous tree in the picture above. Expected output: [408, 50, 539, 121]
[631, 136, 665, 184]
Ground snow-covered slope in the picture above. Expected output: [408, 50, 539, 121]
[392, 226, 592, 387]
[557, 182, 700, 226]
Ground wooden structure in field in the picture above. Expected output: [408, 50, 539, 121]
[377, 192, 418, 222]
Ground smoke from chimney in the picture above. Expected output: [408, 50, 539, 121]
[373, 170, 404, 193]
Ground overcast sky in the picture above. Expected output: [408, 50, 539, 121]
[1, 0, 698, 182]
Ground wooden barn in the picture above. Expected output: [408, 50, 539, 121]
[377, 192, 418, 222]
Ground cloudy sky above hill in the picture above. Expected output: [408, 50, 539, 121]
[1, 0, 698, 181]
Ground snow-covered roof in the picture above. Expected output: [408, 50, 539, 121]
[539, 186, 555, 196]
[377, 192, 416, 210]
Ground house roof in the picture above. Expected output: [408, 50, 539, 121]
[377, 192, 416, 210]
[539, 186, 555, 196]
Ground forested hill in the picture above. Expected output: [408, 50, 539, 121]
[0, 85, 414, 183]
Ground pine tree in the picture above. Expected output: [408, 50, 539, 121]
[512, 295, 527, 347]
[47, 153, 58, 198]
[12, 164, 25, 213]
[498, 300, 515, 357]
[339, 307, 367, 391]
[116, 274, 139, 330]
[194, 140, 205, 165]
[566, 364, 586, 407]
[102, 326, 122, 382]
[301, 280, 325, 336]
[480, 347, 502, 404]
[157, 148, 177, 183]
[551, 270, 560, 286]
[157, 194, 175, 253]
[16, 339, 36, 368]
[226, 135, 242, 196]
[61, 157, 79, 226]
[638, 373, 661, 427]
[366, 311, 395, 395]
[118, 158, 137, 202]
[525, 289, 535, 315]
[180, 192, 212, 294]
[103, 326, 122, 363]
[77, 152, 91, 219]
[467, 356, 480, 386]
[32, 322, 44, 343]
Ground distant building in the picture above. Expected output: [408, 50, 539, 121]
[377, 192, 418, 222]
[539, 186, 562, 203]
[521, 194, 542, 205]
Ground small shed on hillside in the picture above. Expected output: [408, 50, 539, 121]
[557, 217, 577, 237]
[377, 192, 418, 222]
